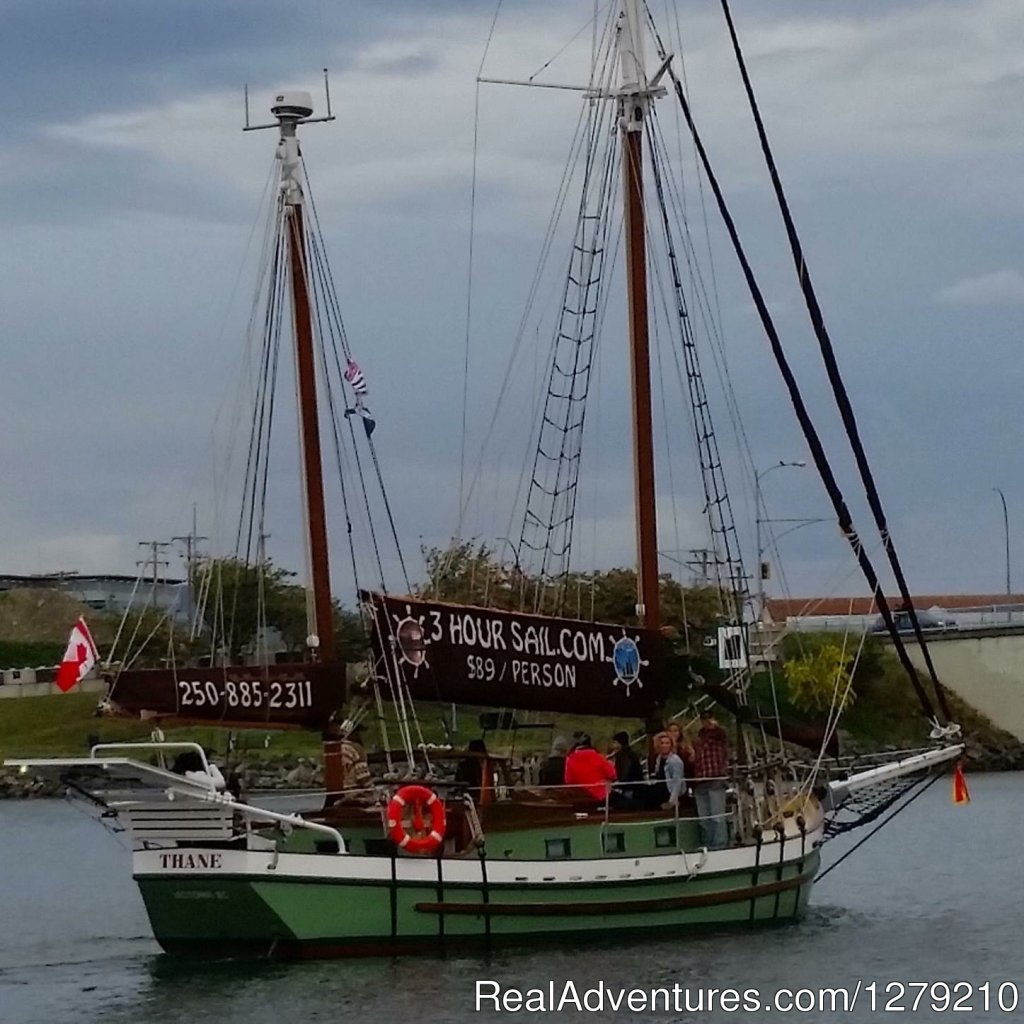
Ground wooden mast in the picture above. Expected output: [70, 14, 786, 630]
[277, 95, 335, 662]
[619, 1, 660, 630]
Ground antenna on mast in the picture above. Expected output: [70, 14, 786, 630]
[242, 71, 337, 132]
[323, 68, 333, 119]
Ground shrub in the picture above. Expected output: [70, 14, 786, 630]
[783, 640, 856, 713]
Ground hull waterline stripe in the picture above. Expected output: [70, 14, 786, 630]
[413, 869, 814, 917]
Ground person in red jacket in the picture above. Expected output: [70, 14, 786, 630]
[564, 734, 616, 803]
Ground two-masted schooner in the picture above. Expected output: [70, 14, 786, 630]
[9, 1, 964, 958]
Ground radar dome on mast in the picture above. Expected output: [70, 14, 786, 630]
[271, 91, 314, 121]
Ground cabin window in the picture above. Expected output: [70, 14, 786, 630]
[545, 838, 572, 860]
[654, 824, 677, 849]
[602, 831, 626, 854]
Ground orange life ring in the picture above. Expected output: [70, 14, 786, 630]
[386, 784, 446, 854]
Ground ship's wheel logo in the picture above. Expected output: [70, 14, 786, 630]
[392, 605, 430, 676]
[610, 635, 647, 694]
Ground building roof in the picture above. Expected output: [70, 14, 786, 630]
[0, 573, 184, 586]
[765, 594, 1024, 620]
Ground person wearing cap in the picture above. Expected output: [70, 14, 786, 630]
[608, 731, 643, 807]
[539, 735, 570, 788]
[693, 709, 730, 849]
[339, 722, 372, 791]
[564, 734, 616, 804]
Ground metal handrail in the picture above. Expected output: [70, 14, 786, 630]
[91, 741, 211, 774]
[87, 742, 347, 854]
[166, 784, 348, 854]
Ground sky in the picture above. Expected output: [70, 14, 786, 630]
[2, 0, 1023, 609]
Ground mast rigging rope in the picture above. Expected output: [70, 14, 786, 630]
[718, 0, 952, 725]
[645, 14, 941, 728]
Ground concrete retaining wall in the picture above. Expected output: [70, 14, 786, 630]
[0, 678, 107, 700]
[897, 628, 1024, 740]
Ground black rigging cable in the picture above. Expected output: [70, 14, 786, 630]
[643, 19, 941, 727]
[517, 73, 619, 609]
[718, 0, 952, 724]
[646, 113, 748, 622]
[228, 202, 288, 659]
[302, 160, 412, 593]
[816, 770, 943, 882]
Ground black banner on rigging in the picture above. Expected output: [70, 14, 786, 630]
[106, 662, 343, 729]
[361, 592, 669, 717]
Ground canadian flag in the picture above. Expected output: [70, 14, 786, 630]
[55, 617, 99, 693]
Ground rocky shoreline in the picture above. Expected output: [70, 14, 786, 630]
[0, 756, 326, 800]
[3, 736, 1022, 799]
[834, 728, 1024, 774]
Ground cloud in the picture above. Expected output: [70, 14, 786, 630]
[934, 269, 1024, 307]
[2, 0, 1024, 604]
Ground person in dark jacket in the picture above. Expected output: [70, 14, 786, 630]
[454, 738, 488, 803]
[539, 735, 570, 787]
[608, 731, 643, 807]
[564, 734, 616, 804]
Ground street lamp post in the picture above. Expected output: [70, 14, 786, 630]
[993, 487, 1011, 621]
[754, 460, 807, 620]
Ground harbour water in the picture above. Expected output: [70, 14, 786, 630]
[0, 772, 1019, 1023]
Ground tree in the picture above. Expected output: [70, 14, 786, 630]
[191, 556, 368, 662]
[109, 604, 207, 669]
[419, 541, 522, 610]
[418, 540, 734, 657]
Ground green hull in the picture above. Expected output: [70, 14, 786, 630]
[136, 850, 819, 959]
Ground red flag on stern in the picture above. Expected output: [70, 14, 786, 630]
[952, 760, 971, 805]
[55, 617, 99, 693]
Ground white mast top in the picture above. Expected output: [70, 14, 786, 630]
[272, 91, 313, 207]
[241, 74, 336, 202]
[617, 0, 647, 98]
[616, 0, 668, 133]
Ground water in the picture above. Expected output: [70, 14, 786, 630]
[0, 773, 1020, 1023]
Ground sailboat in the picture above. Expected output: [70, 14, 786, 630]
[9, 2, 965, 959]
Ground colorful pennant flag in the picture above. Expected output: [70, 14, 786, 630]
[55, 617, 99, 693]
[344, 358, 368, 397]
[952, 760, 970, 805]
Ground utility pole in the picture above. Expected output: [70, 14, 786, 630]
[686, 548, 714, 585]
[172, 503, 207, 585]
[172, 504, 208, 627]
[137, 541, 171, 607]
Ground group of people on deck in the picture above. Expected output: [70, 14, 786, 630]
[325, 708, 732, 850]
[541, 709, 731, 850]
